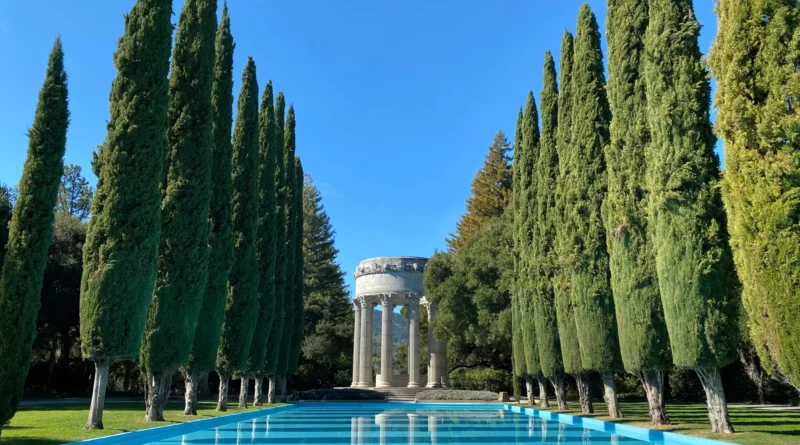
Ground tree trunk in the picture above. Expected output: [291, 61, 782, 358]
[267, 375, 276, 404]
[182, 369, 200, 415]
[253, 374, 264, 406]
[85, 360, 110, 429]
[46, 334, 57, 395]
[280, 375, 288, 402]
[695, 368, 734, 434]
[549, 375, 568, 410]
[239, 374, 250, 409]
[59, 328, 71, 366]
[600, 372, 622, 418]
[122, 362, 132, 393]
[537, 376, 549, 408]
[217, 371, 230, 411]
[198, 372, 210, 397]
[525, 377, 534, 406]
[738, 344, 766, 404]
[573, 373, 593, 414]
[144, 371, 173, 422]
[638, 370, 669, 425]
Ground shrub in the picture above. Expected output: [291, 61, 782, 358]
[416, 390, 498, 401]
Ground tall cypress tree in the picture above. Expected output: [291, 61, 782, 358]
[606, 0, 672, 425]
[553, 29, 593, 414]
[0, 38, 68, 435]
[138, 0, 217, 422]
[710, 0, 800, 391]
[645, 0, 739, 434]
[182, 4, 234, 416]
[246, 80, 279, 407]
[511, 108, 527, 398]
[215, 58, 261, 411]
[79, 0, 172, 429]
[532, 51, 568, 410]
[0, 187, 11, 272]
[264, 93, 287, 402]
[289, 156, 306, 374]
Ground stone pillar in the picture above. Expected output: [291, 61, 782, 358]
[378, 294, 394, 387]
[351, 298, 361, 387]
[358, 298, 374, 387]
[407, 295, 421, 388]
[425, 302, 442, 388]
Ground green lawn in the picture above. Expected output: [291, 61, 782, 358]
[525, 400, 800, 445]
[0, 400, 283, 445]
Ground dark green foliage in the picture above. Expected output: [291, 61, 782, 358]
[140, 0, 218, 374]
[246, 81, 278, 374]
[264, 93, 287, 375]
[0, 37, 68, 429]
[216, 58, 261, 374]
[553, 30, 584, 375]
[710, 0, 800, 387]
[566, 4, 622, 373]
[644, 0, 739, 370]
[56, 165, 93, 221]
[605, 0, 672, 373]
[288, 157, 305, 374]
[80, 0, 172, 364]
[531, 52, 564, 379]
[0, 186, 12, 273]
[187, 5, 235, 374]
[511, 109, 526, 380]
[416, 390, 498, 401]
[276, 105, 297, 375]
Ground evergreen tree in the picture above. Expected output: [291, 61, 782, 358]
[246, 80, 279, 408]
[183, 4, 235, 416]
[264, 93, 287, 402]
[0, 186, 13, 272]
[710, 0, 800, 391]
[531, 51, 568, 409]
[553, 29, 593, 414]
[605, 0, 672, 425]
[56, 165, 93, 221]
[215, 58, 261, 411]
[138, 0, 218, 422]
[448, 132, 512, 250]
[289, 157, 305, 374]
[0, 38, 68, 435]
[79, 0, 172, 429]
[511, 109, 527, 394]
[645, 0, 740, 433]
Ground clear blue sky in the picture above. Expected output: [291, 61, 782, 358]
[0, 1, 719, 295]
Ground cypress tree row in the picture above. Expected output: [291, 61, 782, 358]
[511, 108, 527, 399]
[288, 156, 306, 374]
[183, 4, 235, 416]
[245, 80, 279, 408]
[553, 29, 593, 414]
[138, 0, 218, 422]
[0, 38, 68, 435]
[605, 0, 672, 425]
[0, 187, 10, 271]
[532, 51, 568, 410]
[710, 0, 800, 390]
[645, 0, 739, 433]
[215, 58, 261, 411]
[264, 93, 287, 403]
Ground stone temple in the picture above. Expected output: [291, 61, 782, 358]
[351, 256, 448, 389]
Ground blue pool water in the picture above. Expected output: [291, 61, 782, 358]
[137, 404, 654, 445]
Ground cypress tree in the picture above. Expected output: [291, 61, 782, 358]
[0, 38, 68, 435]
[606, 0, 672, 425]
[79, 0, 172, 429]
[182, 4, 235, 416]
[553, 30, 593, 414]
[138, 0, 218, 422]
[645, 0, 739, 433]
[511, 108, 527, 396]
[215, 58, 261, 411]
[288, 157, 305, 374]
[710, 0, 800, 390]
[264, 93, 287, 403]
[245, 80, 279, 408]
[532, 51, 568, 410]
[0, 186, 12, 274]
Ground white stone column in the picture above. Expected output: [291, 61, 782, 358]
[351, 299, 362, 387]
[425, 302, 442, 388]
[358, 298, 374, 387]
[378, 295, 394, 387]
[407, 295, 421, 388]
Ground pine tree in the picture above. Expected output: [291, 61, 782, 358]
[79, 0, 172, 429]
[182, 4, 235, 416]
[448, 131, 512, 250]
[553, 29, 593, 414]
[645, 0, 740, 434]
[710, 0, 800, 391]
[288, 157, 305, 374]
[531, 51, 568, 410]
[511, 108, 527, 394]
[246, 80, 279, 408]
[214, 58, 261, 411]
[605, 0, 672, 425]
[264, 93, 287, 402]
[138, 0, 217, 422]
[0, 38, 68, 435]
